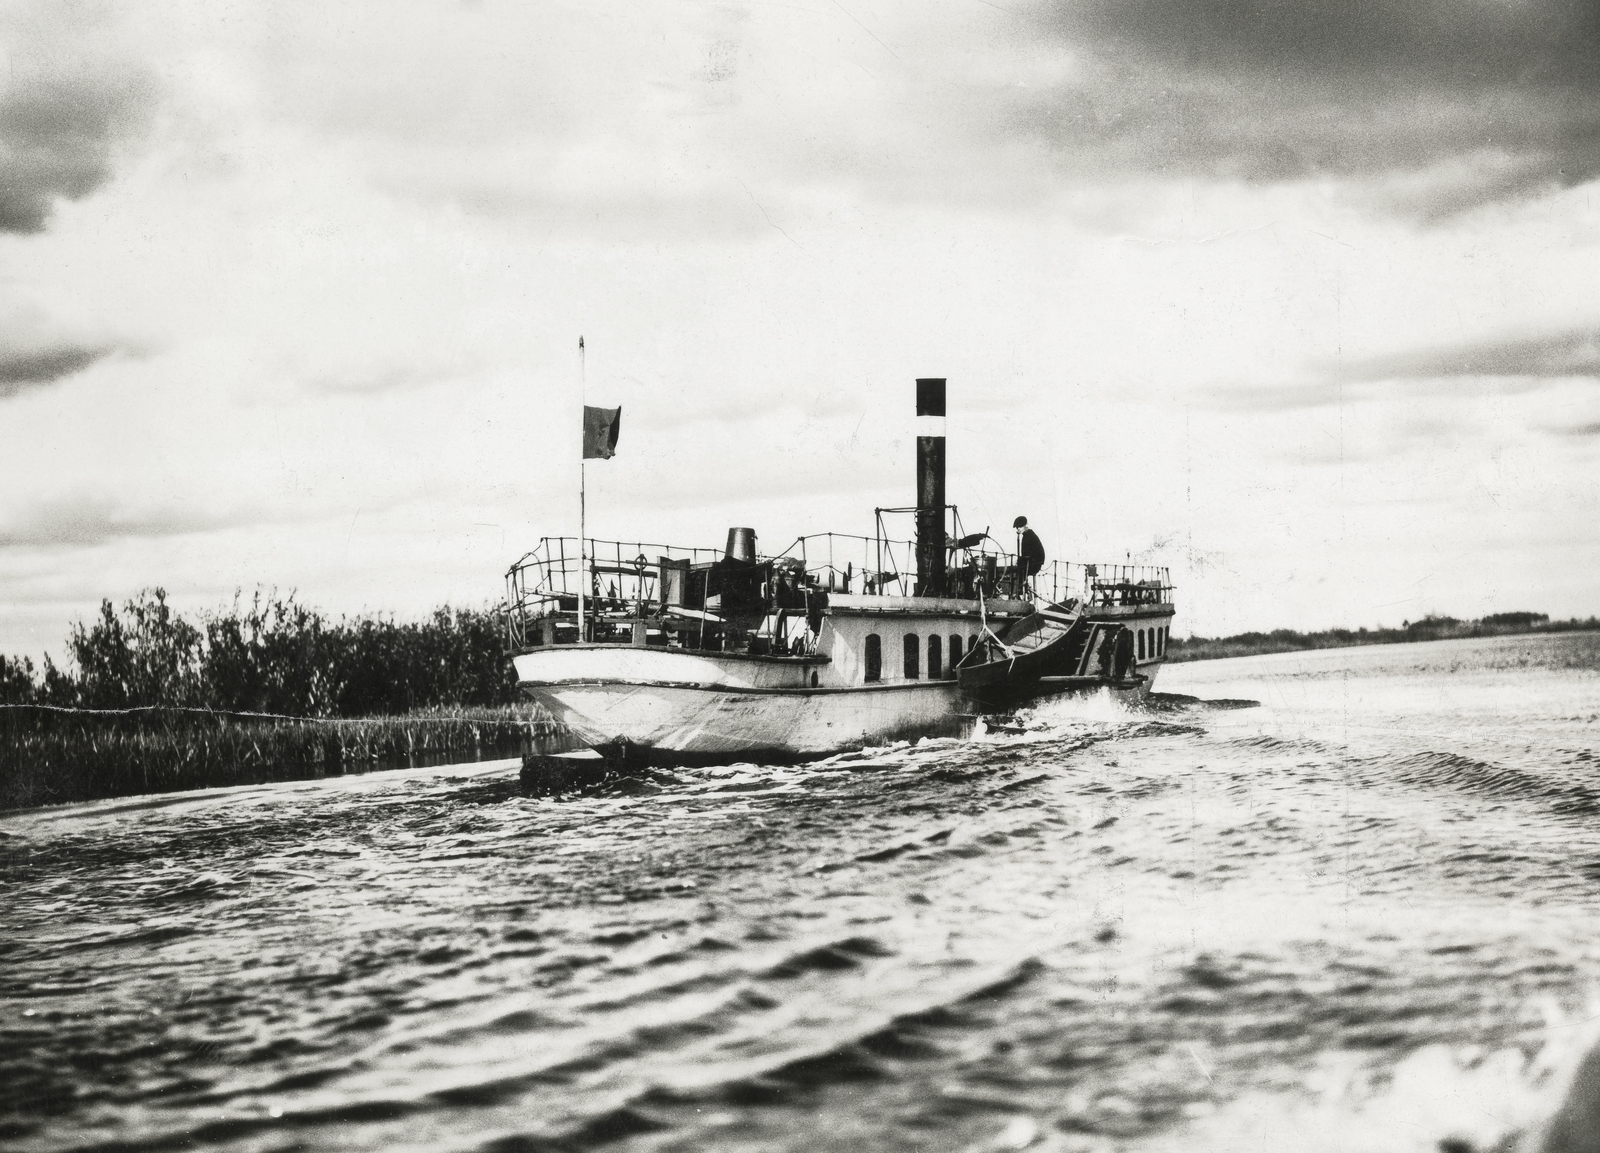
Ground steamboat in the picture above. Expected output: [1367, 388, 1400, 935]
[504, 379, 1174, 765]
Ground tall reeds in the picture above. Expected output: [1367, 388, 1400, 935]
[0, 589, 570, 810]
[0, 704, 577, 810]
[1, 588, 519, 714]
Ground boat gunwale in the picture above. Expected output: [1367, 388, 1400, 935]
[518, 678, 960, 697]
[509, 643, 831, 664]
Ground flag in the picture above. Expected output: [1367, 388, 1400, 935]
[582, 405, 621, 459]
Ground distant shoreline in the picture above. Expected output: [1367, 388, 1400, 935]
[1167, 614, 1600, 663]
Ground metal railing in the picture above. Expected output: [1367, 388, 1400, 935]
[1038, 561, 1174, 608]
[504, 535, 1173, 651]
[771, 532, 918, 595]
[504, 537, 722, 649]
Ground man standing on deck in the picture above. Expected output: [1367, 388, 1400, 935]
[1014, 516, 1045, 594]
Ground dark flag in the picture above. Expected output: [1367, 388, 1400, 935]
[582, 405, 621, 459]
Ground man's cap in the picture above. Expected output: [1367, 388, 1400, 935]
[1013, 516, 1028, 529]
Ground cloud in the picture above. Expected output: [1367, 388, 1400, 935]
[0, 343, 112, 398]
[1206, 375, 1547, 415]
[1055, 0, 1600, 92]
[1209, 324, 1600, 412]
[1331, 326, 1600, 383]
[1006, 0, 1600, 214]
[307, 359, 484, 397]
[0, 494, 229, 549]
[0, 72, 155, 233]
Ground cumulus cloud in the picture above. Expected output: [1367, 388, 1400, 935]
[0, 494, 228, 549]
[1056, 0, 1599, 93]
[1209, 324, 1600, 412]
[1008, 0, 1600, 215]
[0, 303, 123, 399]
[1333, 326, 1600, 383]
[307, 358, 485, 397]
[0, 72, 154, 233]
[0, 343, 112, 397]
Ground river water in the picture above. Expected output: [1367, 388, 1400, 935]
[5, 632, 1600, 1153]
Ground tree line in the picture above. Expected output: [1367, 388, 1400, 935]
[0, 589, 518, 716]
[1167, 611, 1600, 663]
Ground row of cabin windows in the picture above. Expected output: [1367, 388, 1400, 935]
[862, 632, 978, 683]
[1135, 625, 1169, 661]
[862, 624, 1169, 683]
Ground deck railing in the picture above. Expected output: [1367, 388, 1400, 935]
[1040, 561, 1174, 607]
[504, 538, 719, 649]
[504, 536, 1172, 651]
[772, 532, 919, 595]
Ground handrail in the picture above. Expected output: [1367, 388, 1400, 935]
[502, 535, 1174, 652]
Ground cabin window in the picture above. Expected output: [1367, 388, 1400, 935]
[1157, 627, 1165, 656]
[969, 633, 978, 655]
[948, 634, 962, 673]
[1137, 629, 1146, 660]
[864, 634, 882, 683]
[928, 635, 942, 680]
[904, 633, 920, 679]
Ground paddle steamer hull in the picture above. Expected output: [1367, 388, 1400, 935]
[513, 634, 965, 761]
[512, 631, 1165, 764]
[523, 679, 965, 761]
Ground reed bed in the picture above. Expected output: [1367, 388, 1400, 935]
[0, 589, 519, 717]
[0, 703, 578, 811]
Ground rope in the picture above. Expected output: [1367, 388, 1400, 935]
[977, 590, 1017, 659]
[0, 703, 543, 726]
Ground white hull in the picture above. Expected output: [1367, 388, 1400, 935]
[530, 680, 965, 760]
[514, 643, 1162, 763]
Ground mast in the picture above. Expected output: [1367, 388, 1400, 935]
[915, 378, 947, 597]
[578, 336, 586, 643]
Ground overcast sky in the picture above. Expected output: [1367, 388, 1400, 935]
[3, 0, 1598, 658]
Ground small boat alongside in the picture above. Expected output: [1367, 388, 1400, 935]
[504, 378, 1175, 766]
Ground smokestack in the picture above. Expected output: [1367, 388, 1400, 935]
[915, 378, 946, 597]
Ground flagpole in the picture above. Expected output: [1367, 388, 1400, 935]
[578, 336, 586, 644]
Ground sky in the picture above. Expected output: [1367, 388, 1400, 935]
[2, 0, 1598, 659]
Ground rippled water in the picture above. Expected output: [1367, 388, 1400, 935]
[5, 632, 1600, 1152]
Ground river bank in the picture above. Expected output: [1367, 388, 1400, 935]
[0, 703, 574, 811]
[1168, 613, 1599, 663]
